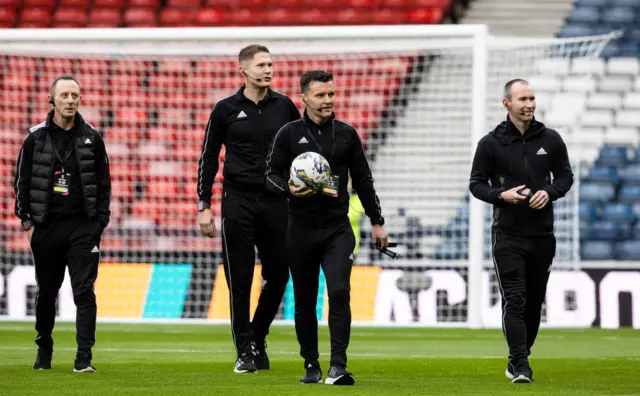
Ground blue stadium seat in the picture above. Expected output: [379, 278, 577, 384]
[601, 7, 636, 28]
[601, 202, 636, 221]
[596, 145, 628, 167]
[618, 43, 640, 57]
[619, 164, 640, 183]
[575, 0, 607, 6]
[581, 240, 614, 260]
[618, 184, 640, 202]
[608, 0, 639, 9]
[615, 241, 640, 260]
[580, 221, 590, 240]
[628, 28, 640, 42]
[579, 181, 616, 202]
[566, 7, 601, 24]
[588, 166, 619, 183]
[600, 41, 620, 58]
[579, 202, 600, 220]
[558, 24, 593, 38]
[586, 220, 633, 240]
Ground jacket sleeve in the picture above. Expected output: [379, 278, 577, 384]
[265, 124, 291, 197]
[14, 132, 35, 221]
[469, 136, 505, 206]
[197, 103, 226, 206]
[94, 132, 111, 229]
[543, 132, 574, 201]
[349, 130, 384, 226]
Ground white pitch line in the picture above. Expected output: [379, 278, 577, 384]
[0, 346, 638, 360]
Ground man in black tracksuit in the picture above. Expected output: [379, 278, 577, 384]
[469, 79, 573, 384]
[196, 45, 300, 373]
[265, 70, 388, 386]
[14, 76, 111, 373]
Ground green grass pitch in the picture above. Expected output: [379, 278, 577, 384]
[1, 322, 639, 395]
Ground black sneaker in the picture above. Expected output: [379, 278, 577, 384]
[325, 365, 354, 386]
[73, 352, 96, 373]
[299, 362, 322, 384]
[505, 363, 515, 380]
[251, 340, 270, 370]
[33, 348, 53, 370]
[234, 353, 257, 373]
[511, 368, 533, 384]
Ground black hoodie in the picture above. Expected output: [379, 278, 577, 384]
[469, 116, 574, 236]
[265, 111, 384, 227]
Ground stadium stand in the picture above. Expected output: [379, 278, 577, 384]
[0, 0, 468, 28]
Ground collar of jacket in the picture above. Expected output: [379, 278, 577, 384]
[45, 109, 86, 130]
[491, 114, 545, 145]
[302, 109, 335, 131]
[235, 85, 273, 104]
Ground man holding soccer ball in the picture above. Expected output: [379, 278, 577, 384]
[265, 70, 388, 386]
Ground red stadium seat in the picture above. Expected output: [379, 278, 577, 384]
[43, 58, 74, 73]
[53, 8, 87, 28]
[347, 0, 376, 7]
[78, 58, 109, 78]
[135, 142, 172, 161]
[300, 0, 340, 7]
[147, 126, 178, 142]
[128, 0, 160, 7]
[263, 9, 295, 26]
[407, 8, 442, 24]
[157, 60, 193, 75]
[110, 179, 134, 200]
[415, 0, 451, 7]
[22, 0, 54, 7]
[371, 8, 407, 24]
[7, 57, 38, 71]
[193, 8, 225, 26]
[123, 7, 157, 27]
[156, 109, 192, 127]
[297, 8, 325, 26]
[0, 0, 20, 6]
[227, 8, 265, 25]
[88, 8, 122, 27]
[59, 0, 91, 8]
[145, 180, 180, 198]
[0, 7, 16, 25]
[79, 89, 109, 107]
[159, 7, 195, 27]
[206, 0, 268, 6]
[331, 8, 372, 25]
[20, 7, 52, 25]
[167, 0, 201, 7]
[173, 143, 202, 162]
[108, 163, 137, 181]
[93, 0, 124, 7]
[114, 109, 149, 127]
[2, 74, 33, 91]
[104, 127, 143, 143]
[378, 0, 410, 7]
[110, 91, 149, 108]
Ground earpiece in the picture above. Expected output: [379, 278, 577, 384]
[49, 96, 54, 105]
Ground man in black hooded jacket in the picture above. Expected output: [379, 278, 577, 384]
[469, 79, 573, 384]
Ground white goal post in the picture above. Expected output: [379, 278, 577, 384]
[0, 25, 618, 328]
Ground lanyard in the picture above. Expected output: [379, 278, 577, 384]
[305, 120, 335, 163]
[51, 133, 74, 173]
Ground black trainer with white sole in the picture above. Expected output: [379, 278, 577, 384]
[234, 353, 257, 373]
[505, 364, 515, 380]
[33, 348, 53, 370]
[300, 363, 322, 384]
[74, 352, 96, 373]
[511, 370, 533, 384]
[325, 365, 355, 386]
[251, 341, 270, 371]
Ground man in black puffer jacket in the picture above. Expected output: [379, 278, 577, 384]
[14, 75, 111, 373]
[469, 79, 573, 384]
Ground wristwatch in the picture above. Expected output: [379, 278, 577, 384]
[197, 201, 211, 212]
[21, 219, 34, 231]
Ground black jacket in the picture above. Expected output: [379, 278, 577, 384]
[14, 110, 111, 229]
[197, 86, 300, 204]
[469, 116, 573, 236]
[265, 111, 384, 227]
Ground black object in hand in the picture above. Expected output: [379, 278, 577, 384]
[376, 241, 400, 259]
[518, 188, 532, 198]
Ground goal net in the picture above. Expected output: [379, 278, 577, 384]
[0, 26, 617, 327]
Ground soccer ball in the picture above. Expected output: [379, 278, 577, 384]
[290, 152, 331, 193]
